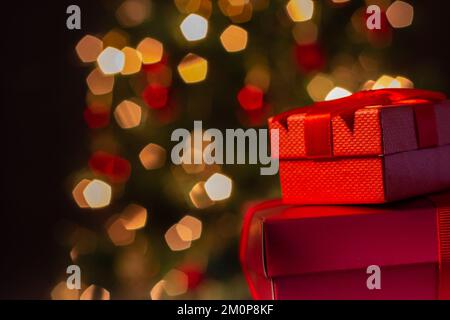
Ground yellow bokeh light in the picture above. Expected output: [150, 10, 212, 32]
[120, 203, 147, 230]
[325, 87, 352, 101]
[137, 37, 163, 64]
[75, 35, 103, 63]
[121, 47, 142, 75]
[72, 179, 91, 208]
[286, 0, 314, 22]
[177, 53, 208, 84]
[189, 181, 215, 208]
[116, 0, 151, 28]
[386, 1, 414, 28]
[179, 215, 202, 241]
[204, 173, 232, 201]
[86, 68, 115, 95]
[307, 73, 334, 101]
[165, 224, 192, 251]
[163, 270, 189, 296]
[82, 179, 112, 209]
[114, 100, 142, 129]
[139, 143, 167, 170]
[220, 25, 248, 52]
[218, 0, 245, 17]
[79, 285, 110, 300]
[180, 13, 208, 41]
[97, 47, 125, 75]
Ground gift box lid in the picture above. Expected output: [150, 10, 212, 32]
[268, 89, 450, 159]
[240, 195, 447, 279]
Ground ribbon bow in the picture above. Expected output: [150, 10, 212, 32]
[272, 88, 446, 158]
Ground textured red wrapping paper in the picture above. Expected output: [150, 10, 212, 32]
[268, 89, 450, 204]
[240, 192, 450, 300]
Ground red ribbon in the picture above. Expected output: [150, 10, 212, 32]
[272, 89, 446, 158]
[429, 193, 450, 300]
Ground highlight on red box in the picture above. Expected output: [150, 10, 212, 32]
[240, 192, 450, 300]
[268, 89, 450, 204]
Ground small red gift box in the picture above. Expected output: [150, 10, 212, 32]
[240, 192, 450, 300]
[269, 89, 450, 204]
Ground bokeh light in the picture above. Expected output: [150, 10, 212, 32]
[286, 0, 314, 22]
[116, 0, 151, 28]
[114, 100, 142, 129]
[220, 25, 248, 52]
[82, 179, 112, 209]
[189, 182, 215, 208]
[204, 173, 232, 201]
[97, 47, 125, 75]
[386, 1, 414, 28]
[121, 47, 142, 75]
[80, 285, 110, 300]
[180, 14, 208, 41]
[163, 270, 189, 296]
[86, 68, 115, 95]
[324, 87, 352, 101]
[237, 85, 263, 110]
[51, 281, 80, 300]
[137, 37, 163, 64]
[178, 215, 202, 241]
[177, 53, 208, 84]
[120, 203, 148, 230]
[106, 215, 136, 246]
[139, 143, 167, 170]
[76, 35, 103, 63]
[165, 224, 192, 251]
[72, 179, 91, 208]
[307, 73, 334, 101]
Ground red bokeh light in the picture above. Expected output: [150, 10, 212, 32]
[237, 85, 264, 111]
[88, 151, 131, 183]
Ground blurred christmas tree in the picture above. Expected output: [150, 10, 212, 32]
[52, 0, 445, 299]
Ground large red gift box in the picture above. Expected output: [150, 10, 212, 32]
[240, 192, 450, 300]
[269, 89, 450, 204]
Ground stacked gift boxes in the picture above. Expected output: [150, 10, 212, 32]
[240, 89, 450, 300]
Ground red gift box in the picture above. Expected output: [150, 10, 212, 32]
[269, 89, 450, 204]
[240, 192, 450, 300]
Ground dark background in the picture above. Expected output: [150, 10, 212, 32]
[1, 0, 450, 299]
